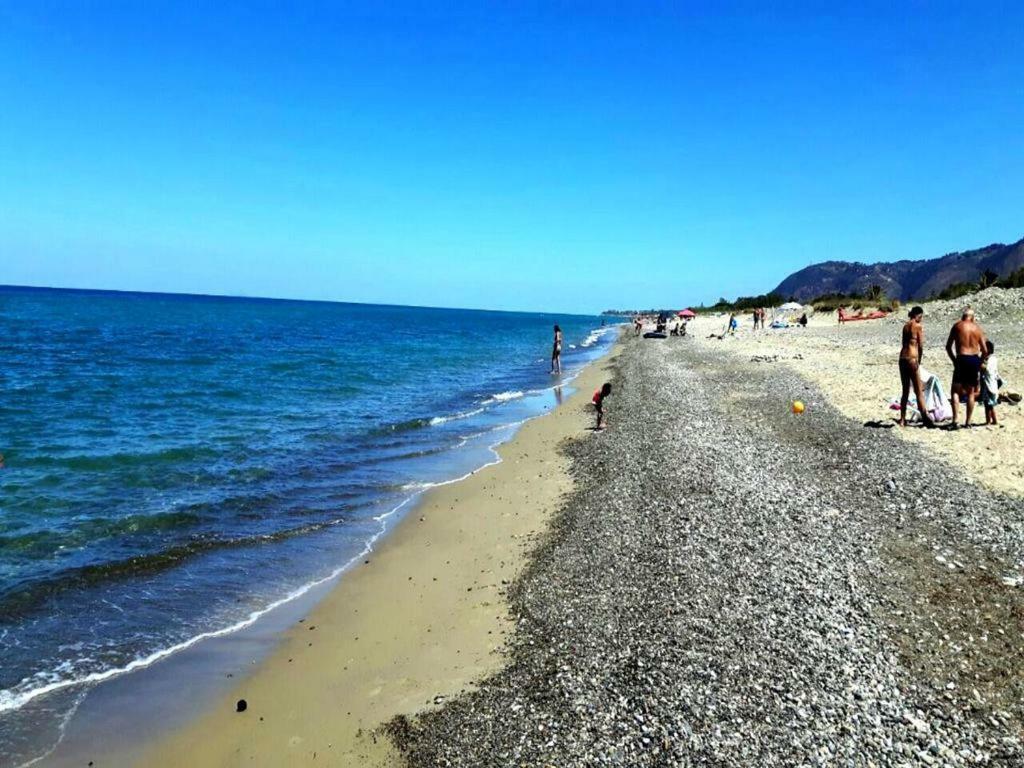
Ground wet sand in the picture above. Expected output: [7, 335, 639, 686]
[130, 347, 620, 767]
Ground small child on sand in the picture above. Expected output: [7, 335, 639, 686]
[981, 340, 1000, 426]
[593, 383, 612, 430]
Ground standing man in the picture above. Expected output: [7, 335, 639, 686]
[898, 306, 934, 427]
[945, 306, 988, 429]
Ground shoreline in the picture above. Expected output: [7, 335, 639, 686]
[2, 290, 620, 768]
[104, 343, 621, 766]
[384, 325, 1024, 765]
[11, 358, 611, 749]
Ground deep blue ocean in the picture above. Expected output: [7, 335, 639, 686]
[0, 286, 616, 763]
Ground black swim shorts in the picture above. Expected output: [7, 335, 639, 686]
[953, 354, 982, 388]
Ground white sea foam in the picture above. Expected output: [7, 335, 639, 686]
[0, 412, 529, 721]
[16, 689, 87, 768]
[482, 390, 524, 404]
[580, 327, 613, 348]
[428, 407, 484, 426]
[0, 495, 416, 718]
[2, 336, 616, 751]
[395, 426, 523, 495]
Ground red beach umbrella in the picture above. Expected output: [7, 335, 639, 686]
[678, 309, 696, 318]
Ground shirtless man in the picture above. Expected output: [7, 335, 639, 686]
[898, 306, 934, 427]
[945, 306, 988, 429]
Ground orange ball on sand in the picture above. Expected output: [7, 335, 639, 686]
[791, 400, 805, 414]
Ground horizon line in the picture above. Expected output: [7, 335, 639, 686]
[0, 283, 604, 319]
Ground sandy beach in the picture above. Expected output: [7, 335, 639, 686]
[387, 309, 1024, 766]
[63, 291, 1024, 767]
[126, 348, 621, 766]
[687, 287, 1024, 498]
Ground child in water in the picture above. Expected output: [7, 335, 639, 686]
[593, 383, 612, 430]
[981, 340, 1000, 426]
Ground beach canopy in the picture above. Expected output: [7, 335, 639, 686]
[778, 301, 803, 311]
[678, 309, 696, 318]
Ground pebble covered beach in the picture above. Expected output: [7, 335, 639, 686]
[389, 296, 1024, 766]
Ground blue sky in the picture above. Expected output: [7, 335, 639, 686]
[2, 2, 1022, 313]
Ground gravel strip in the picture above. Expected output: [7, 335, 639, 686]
[388, 336, 1024, 766]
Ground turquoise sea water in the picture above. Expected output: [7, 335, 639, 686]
[0, 286, 616, 764]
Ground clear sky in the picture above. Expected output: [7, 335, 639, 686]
[2, 2, 1022, 313]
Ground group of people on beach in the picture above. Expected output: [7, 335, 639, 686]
[899, 305, 1000, 429]
[751, 307, 769, 329]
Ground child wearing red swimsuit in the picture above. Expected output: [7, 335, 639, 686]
[593, 383, 612, 430]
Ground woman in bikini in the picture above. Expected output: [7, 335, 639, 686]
[551, 324, 563, 374]
[899, 306, 935, 427]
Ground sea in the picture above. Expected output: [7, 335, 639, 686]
[0, 286, 617, 765]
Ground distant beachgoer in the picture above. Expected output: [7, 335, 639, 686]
[981, 340, 1000, 426]
[752, 309, 760, 330]
[898, 306, 934, 428]
[634, 316, 642, 336]
[593, 383, 612, 430]
[551, 324, 563, 374]
[945, 306, 988, 429]
[798, 312, 808, 328]
[728, 314, 738, 335]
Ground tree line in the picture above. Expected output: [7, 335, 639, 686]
[602, 268, 1024, 316]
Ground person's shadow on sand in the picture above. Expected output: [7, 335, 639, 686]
[863, 420, 895, 429]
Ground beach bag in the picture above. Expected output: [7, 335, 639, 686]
[921, 369, 952, 422]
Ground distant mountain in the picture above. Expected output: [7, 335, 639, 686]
[773, 237, 1024, 302]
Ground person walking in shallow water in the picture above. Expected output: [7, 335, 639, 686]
[898, 306, 934, 427]
[946, 307, 988, 429]
[550, 324, 563, 374]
